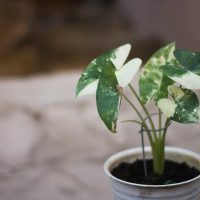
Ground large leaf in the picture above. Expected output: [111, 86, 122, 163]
[96, 62, 120, 133]
[139, 43, 177, 104]
[160, 65, 200, 90]
[174, 49, 200, 74]
[158, 86, 200, 123]
[76, 44, 131, 97]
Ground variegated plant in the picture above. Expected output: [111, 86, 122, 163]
[76, 43, 200, 176]
[138, 43, 179, 174]
[76, 44, 142, 132]
[158, 49, 200, 124]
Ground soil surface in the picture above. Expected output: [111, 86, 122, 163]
[111, 159, 200, 185]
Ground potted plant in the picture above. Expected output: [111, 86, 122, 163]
[76, 43, 200, 199]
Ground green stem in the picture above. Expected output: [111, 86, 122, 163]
[123, 85, 171, 175]
[152, 138, 165, 175]
[122, 93, 154, 147]
[121, 120, 144, 126]
[158, 108, 162, 139]
[163, 118, 171, 138]
[152, 117, 170, 175]
[128, 84, 158, 141]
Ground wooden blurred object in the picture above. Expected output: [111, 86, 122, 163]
[0, 0, 199, 76]
[0, 0, 135, 76]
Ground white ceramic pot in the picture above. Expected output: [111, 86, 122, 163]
[104, 147, 200, 200]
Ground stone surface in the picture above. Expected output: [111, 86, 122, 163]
[0, 71, 199, 200]
[0, 108, 41, 168]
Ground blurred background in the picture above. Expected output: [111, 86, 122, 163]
[0, 1, 200, 200]
[1, 0, 200, 76]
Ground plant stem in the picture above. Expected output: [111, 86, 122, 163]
[128, 84, 158, 141]
[152, 138, 165, 175]
[158, 108, 162, 139]
[163, 118, 171, 138]
[152, 118, 170, 175]
[121, 120, 144, 126]
[122, 93, 154, 147]
[123, 85, 171, 176]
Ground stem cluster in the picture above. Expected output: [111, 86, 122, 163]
[122, 84, 171, 175]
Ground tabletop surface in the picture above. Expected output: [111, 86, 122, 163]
[0, 71, 199, 200]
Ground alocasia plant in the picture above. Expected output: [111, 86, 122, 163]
[158, 49, 200, 123]
[138, 43, 178, 174]
[76, 44, 142, 132]
[76, 43, 200, 176]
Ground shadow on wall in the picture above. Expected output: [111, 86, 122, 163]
[0, 0, 199, 76]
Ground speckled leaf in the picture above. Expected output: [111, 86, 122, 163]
[76, 44, 131, 97]
[174, 49, 200, 74]
[160, 65, 200, 90]
[168, 85, 185, 101]
[96, 62, 120, 133]
[139, 43, 177, 104]
[158, 86, 200, 123]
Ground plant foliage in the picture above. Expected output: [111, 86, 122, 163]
[76, 42, 200, 175]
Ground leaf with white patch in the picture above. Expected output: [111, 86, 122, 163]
[158, 86, 200, 123]
[168, 85, 184, 101]
[160, 65, 200, 90]
[76, 79, 98, 97]
[76, 44, 131, 97]
[110, 44, 131, 70]
[115, 58, 142, 88]
[139, 43, 178, 104]
[158, 99, 176, 118]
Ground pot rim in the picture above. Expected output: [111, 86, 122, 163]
[104, 146, 200, 188]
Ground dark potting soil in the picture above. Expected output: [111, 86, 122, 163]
[111, 159, 200, 185]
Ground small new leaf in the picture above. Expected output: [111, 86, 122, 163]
[158, 86, 200, 123]
[158, 99, 177, 118]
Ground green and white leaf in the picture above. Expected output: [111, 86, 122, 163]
[76, 79, 98, 97]
[139, 43, 178, 104]
[110, 44, 131, 70]
[160, 65, 200, 90]
[96, 62, 120, 133]
[115, 58, 142, 88]
[76, 43, 131, 97]
[158, 86, 200, 123]
[168, 85, 185, 100]
[174, 49, 200, 74]
[157, 99, 177, 118]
